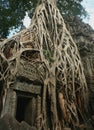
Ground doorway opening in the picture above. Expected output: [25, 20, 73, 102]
[16, 96, 32, 123]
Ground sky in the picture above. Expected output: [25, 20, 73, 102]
[9, 0, 94, 37]
[23, 12, 31, 28]
[23, 0, 94, 29]
[82, 0, 94, 29]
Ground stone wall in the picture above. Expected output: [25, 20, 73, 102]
[0, 14, 94, 129]
[0, 114, 37, 130]
[66, 16, 94, 115]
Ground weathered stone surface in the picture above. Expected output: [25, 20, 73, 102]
[66, 16, 94, 115]
[20, 121, 37, 130]
[63, 128, 71, 130]
[14, 81, 42, 95]
[17, 58, 45, 83]
[0, 114, 37, 130]
[17, 59, 39, 81]
[1, 89, 17, 117]
[0, 114, 20, 130]
[0, 7, 94, 130]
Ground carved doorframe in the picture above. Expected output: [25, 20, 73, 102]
[1, 81, 42, 125]
[1, 88, 17, 117]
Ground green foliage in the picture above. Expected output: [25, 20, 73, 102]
[0, 0, 87, 38]
[57, 0, 87, 17]
[43, 49, 54, 62]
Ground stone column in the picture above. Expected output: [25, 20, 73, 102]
[1, 88, 17, 117]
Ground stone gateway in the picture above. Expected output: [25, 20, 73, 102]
[0, 0, 94, 130]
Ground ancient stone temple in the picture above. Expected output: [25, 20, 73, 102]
[65, 16, 94, 116]
[0, 0, 94, 130]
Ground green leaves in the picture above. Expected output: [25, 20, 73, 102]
[57, 0, 87, 17]
[43, 49, 54, 62]
[0, 0, 87, 38]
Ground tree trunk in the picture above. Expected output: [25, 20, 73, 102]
[0, 0, 89, 130]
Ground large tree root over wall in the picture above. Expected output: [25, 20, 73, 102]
[0, 0, 89, 130]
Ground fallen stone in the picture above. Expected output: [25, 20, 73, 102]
[0, 114, 37, 130]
